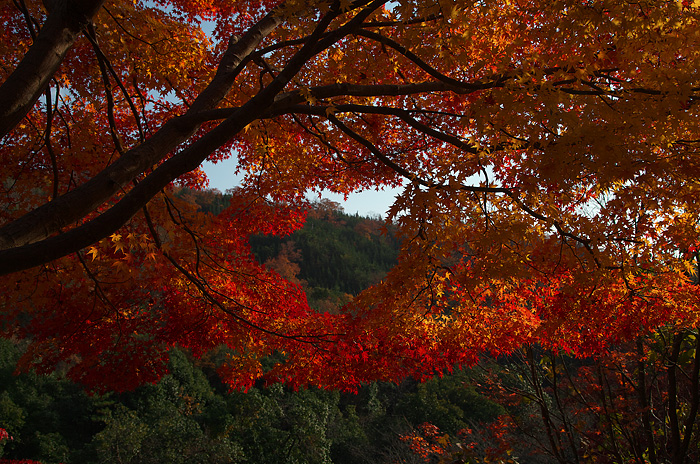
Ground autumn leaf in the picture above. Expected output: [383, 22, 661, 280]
[0, 0, 699, 393]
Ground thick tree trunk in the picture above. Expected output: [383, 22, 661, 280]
[0, 0, 106, 139]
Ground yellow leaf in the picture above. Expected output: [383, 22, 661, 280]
[325, 105, 337, 117]
[87, 247, 99, 261]
[299, 87, 317, 104]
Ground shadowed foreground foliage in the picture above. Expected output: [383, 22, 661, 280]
[0, 339, 502, 464]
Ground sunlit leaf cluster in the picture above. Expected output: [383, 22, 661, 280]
[1, 0, 700, 390]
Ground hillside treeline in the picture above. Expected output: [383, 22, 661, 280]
[177, 187, 401, 307]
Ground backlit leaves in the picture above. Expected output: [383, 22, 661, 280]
[1, 0, 700, 391]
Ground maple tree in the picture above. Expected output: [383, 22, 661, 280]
[1, 0, 700, 393]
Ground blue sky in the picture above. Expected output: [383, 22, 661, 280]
[201, 158, 402, 218]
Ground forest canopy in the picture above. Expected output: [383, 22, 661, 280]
[0, 0, 700, 392]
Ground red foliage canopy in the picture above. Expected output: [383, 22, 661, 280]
[1, 0, 699, 391]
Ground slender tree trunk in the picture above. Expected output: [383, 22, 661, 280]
[679, 331, 700, 462]
[668, 332, 684, 464]
[636, 337, 658, 464]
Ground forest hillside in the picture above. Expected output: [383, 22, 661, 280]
[0, 190, 502, 464]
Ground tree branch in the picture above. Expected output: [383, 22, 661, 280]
[0, 8, 284, 251]
[0, 0, 380, 273]
[0, 0, 106, 139]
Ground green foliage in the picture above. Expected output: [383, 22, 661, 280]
[222, 385, 339, 464]
[395, 370, 505, 435]
[0, 339, 503, 463]
[92, 400, 243, 464]
[327, 377, 504, 464]
[250, 202, 400, 296]
[0, 339, 99, 463]
[0, 392, 24, 457]
[92, 348, 242, 464]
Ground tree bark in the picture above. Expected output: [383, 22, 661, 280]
[0, 0, 106, 139]
[0, 1, 382, 273]
[0, 10, 283, 252]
